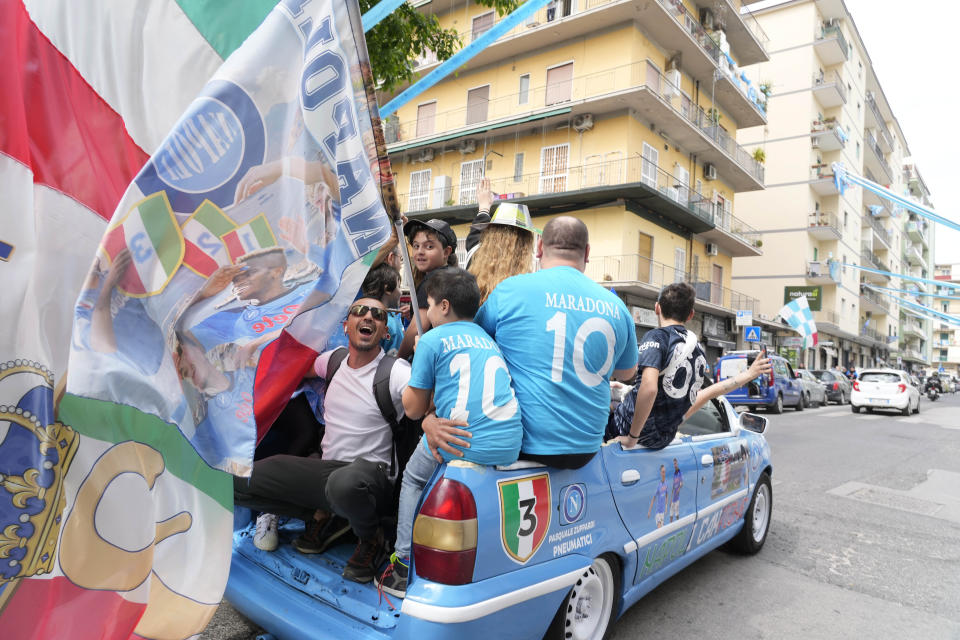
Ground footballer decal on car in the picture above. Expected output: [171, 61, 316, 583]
[498, 473, 551, 563]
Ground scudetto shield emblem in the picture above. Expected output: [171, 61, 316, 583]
[498, 473, 551, 564]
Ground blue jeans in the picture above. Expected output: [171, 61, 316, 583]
[394, 444, 439, 560]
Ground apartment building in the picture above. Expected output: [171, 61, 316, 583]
[733, 0, 934, 372]
[933, 263, 960, 377]
[382, 0, 771, 363]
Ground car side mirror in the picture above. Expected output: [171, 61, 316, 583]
[739, 412, 768, 433]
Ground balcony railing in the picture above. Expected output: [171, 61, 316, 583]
[860, 245, 890, 273]
[864, 92, 894, 148]
[865, 216, 893, 249]
[865, 131, 893, 180]
[860, 326, 885, 343]
[813, 70, 847, 102]
[399, 156, 717, 224]
[809, 210, 841, 232]
[817, 23, 849, 58]
[585, 253, 759, 313]
[860, 287, 891, 313]
[713, 210, 762, 247]
[391, 60, 765, 183]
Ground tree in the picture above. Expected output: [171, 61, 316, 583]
[362, 0, 520, 94]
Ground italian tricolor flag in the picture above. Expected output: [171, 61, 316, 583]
[101, 192, 185, 296]
[182, 200, 237, 277]
[221, 213, 278, 263]
[499, 474, 551, 563]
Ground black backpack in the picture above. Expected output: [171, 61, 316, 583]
[325, 347, 421, 478]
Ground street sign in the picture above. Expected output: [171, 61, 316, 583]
[736, 310, 753, 326]
[743, 326, 761, 342]
[939, 365, 945, 373]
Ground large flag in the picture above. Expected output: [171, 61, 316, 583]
[778, 296, 819, 349]
[0, 0, 393, 638]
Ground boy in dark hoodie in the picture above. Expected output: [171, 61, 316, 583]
[615, 282, 770, 450]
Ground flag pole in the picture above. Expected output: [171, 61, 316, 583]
[394, 218, 424, 337]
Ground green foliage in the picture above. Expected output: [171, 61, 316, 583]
[752, 148, 766, 164]
[362, 0, 520, 94]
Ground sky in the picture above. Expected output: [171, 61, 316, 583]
[842, 0, 960, 265]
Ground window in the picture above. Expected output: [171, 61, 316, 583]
[674, 247, 686, 283]
[545, 62, 573, 105]
[466, 85, 490, 125]
[458, 159, 484, 204]
[538, 143, 569, 193]
[416, 102, 436, 137]
[408, 169, 432, 211]
[513, 152, 524, 182]
[674, 164, 690, 205]
[841, 296, 846, 314]
[471, 11, 494, 41]
[856, 141, 860, 158]
[843, 211, 848, 229]
[518, 74, 530, 105]
[641, 142, 658, 188]
[681, 400, 729, 436]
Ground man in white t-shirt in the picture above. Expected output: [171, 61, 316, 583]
[234, 298, 410, 583]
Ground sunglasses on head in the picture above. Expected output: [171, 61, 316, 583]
[348, 304, 388, 322]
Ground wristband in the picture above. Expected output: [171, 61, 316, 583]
[627, 432, 640, 439]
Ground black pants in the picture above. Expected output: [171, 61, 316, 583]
[519, 451, 596, 470]
[254, 394, 321, 461]
[234, 455, 393, 540]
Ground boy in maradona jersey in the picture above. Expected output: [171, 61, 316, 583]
[616, 282, 771, 450]
[378, 268, 522, 598]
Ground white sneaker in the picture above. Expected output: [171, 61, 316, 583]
[254, 513, 279, 551]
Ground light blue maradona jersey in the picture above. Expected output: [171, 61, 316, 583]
[475, 266, 638, 455]
[409, 321, 522, 465]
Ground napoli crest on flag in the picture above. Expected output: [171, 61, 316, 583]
[498, 473, 551, 563]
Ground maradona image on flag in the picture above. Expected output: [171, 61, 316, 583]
[0, 0, 392, 637]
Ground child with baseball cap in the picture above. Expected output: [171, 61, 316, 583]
[397, 218, 458, 358]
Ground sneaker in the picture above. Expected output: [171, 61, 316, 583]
[342, 528, 386, 583]
[293, 512, 351, 554]
[376, 553, 409, 598]
[253, 513, 278, 551]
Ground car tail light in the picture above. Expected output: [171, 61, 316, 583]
[768, 368, 775, 387]
[853, 381, 860, 391]
[897, 383, 906, 393]
[412, 478, 477, 585]
[832, 382, 839, 391]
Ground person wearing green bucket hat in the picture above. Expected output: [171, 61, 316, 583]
[466, 177, 540, 303]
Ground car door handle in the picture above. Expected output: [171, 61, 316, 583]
[621, 469, 641, 485]
[701, 454, 713, 467]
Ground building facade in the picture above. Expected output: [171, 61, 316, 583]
[933, 263, 960, 377]
[732, 0, 934, 373]
[383, 0, 772, 364]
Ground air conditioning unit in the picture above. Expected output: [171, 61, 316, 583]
[572, 113, 594, 132]
[430, 175, 452, 208]
[705, 242, 719, 256]
[458, 138, 477, 154]
[417, 147, 435, 163]
[811, 138, 820, 149]
[808, 261, 822, 276]
[703, 163, 717, 180]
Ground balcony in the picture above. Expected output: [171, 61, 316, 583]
[865, 131, 894, 183]
[810, 120, 846, 151]
[409, 0, 767, 127]
[585, 253, 759, 313]
[714, 0, 770, 65]
[814, 309, 840, 329]
[902, 346, 926, 363]
[812, 71, 847, 108]
[814, 23, 849, 65]
[904, 241, 924, 267]
[809, 165, 839, 195]
[864, 92, 894, 152]
[860, 287, 891, 314]
[906, 220, 929, 247]
[389, 60, 765, 190]
[400, 156, 717, 232]
[807, 210, 841, 239]
[805, 259, 840, 285]
[696, 210, 763, 257]
[864, 216, 893, 251]
[902, 322, 925, 340]
[860, 246, 891, 284]
[860, 326, 886, 344]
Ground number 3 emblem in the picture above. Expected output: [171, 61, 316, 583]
[498, 473, 551, 563]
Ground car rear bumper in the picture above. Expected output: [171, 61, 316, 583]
[850, 392, 909, 410]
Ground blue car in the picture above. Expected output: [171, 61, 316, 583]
[226, 398, 773, 639]
[716, 351, 804, 414]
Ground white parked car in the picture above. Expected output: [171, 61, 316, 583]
[851, 369, 920, 416]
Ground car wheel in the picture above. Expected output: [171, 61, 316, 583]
[545, 553, 621, 640]
[769, 394, 783, 414]
[851, 405, 860, 413]
[913, 398, 920, 414]
[795, 394, 804, 411]
[728, 473, 772, 555]
[901, 404, 910, 417]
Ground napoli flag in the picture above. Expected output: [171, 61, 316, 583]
[778, 296, 819, 348]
